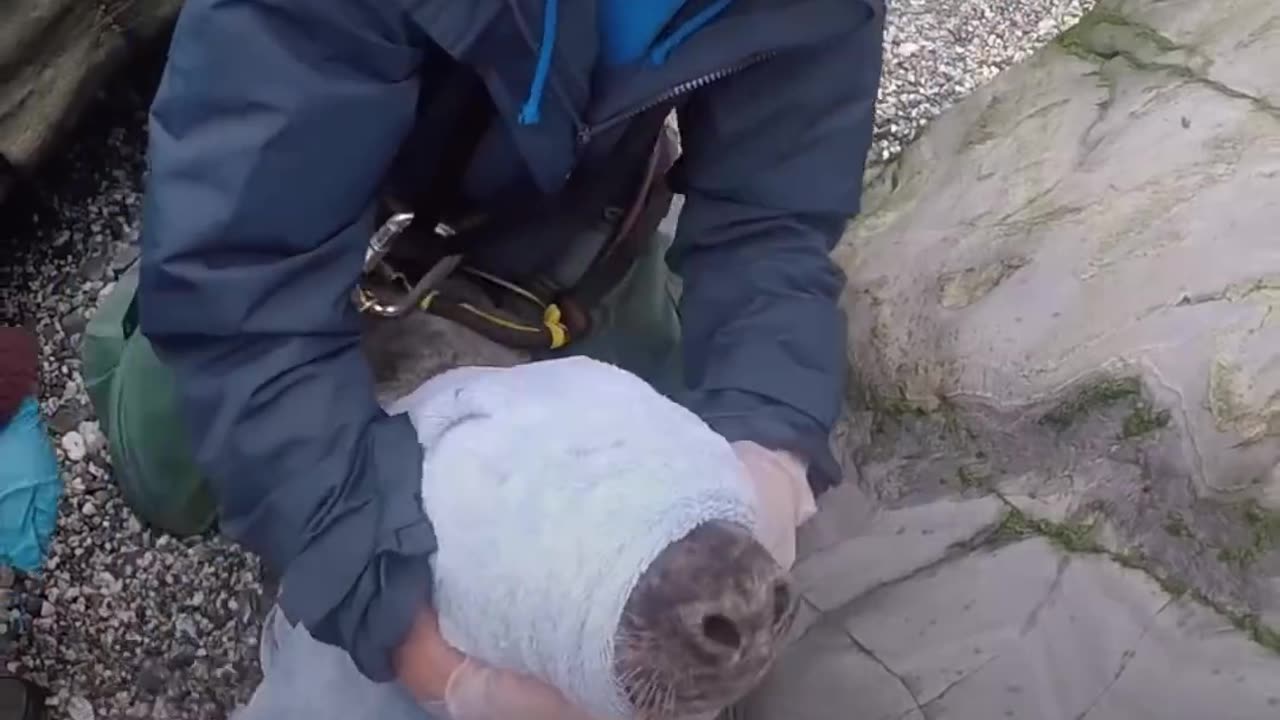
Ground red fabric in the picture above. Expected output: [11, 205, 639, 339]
[0, 326, 39, 426]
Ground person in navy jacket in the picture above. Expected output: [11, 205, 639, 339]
[138, 0, 885, 713]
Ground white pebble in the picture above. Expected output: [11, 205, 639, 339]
[61, 432, 87, 462]
[67, 696, 95, 720]
[77, 420, 108, 456]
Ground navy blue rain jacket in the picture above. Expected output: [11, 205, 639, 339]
[138, 0, 885, 682]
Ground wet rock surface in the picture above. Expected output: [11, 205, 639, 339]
[741, 0, 1280, 717]
[835, 0, 1280, 624]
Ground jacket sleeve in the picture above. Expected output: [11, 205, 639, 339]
[670, 3, 885, 495]
[138, 0, 435, 681]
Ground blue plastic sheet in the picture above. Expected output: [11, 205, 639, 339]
[0, 396, 62, 573]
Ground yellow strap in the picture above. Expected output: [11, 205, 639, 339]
[442, 302, 570, 349]
[543, 303, 568, 349]
[417, 276, 568, 349]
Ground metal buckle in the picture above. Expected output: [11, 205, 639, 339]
[354, 211, 463, 318]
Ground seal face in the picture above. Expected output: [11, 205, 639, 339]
[615, 520, 796, 719]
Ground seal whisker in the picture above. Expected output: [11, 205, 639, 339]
[613, 520, 789, 719]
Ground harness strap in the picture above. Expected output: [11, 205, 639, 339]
[426, 127, 675, 351]
[420, 267, 571, 349]
[363, 100, 676, 351]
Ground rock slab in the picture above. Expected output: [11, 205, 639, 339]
[826, 0, 1280, 645]
[0, 0, 182, 195]
[838, 0, 1280, 503]
[745, 0, 1280, 717]
[745, 499, 1280, 719]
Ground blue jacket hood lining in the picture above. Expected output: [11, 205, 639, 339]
[518, 0, 736, 125]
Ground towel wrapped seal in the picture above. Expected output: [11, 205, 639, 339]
[384, 354, 795, 719]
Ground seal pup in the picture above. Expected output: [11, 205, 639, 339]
[362, 310, 793, 720]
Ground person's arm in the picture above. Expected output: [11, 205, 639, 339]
[670, 2, 886, 495]
[138, 0, 436, 682]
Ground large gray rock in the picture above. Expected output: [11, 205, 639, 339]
[737, 1, 1280, 716]
[0, 0, 181, 191]
[750, 534, 1280, 720]
[828, 0, 1280, 632]
[839, 0, 1280, 502]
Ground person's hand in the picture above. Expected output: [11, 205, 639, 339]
[732, 441, 818, 570]
[393, 606, 606, 720]
[439, 656, 607, 720]
[393, 606, 465, 707]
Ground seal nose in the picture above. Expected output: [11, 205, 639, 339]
[701, 613, 743, 650]
[693, 574, 795, 660]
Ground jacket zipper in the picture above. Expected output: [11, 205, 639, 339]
[576, 51, 777, 147]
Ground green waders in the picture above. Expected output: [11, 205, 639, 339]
[82, 262, 218, 536]
[546, 226, 684, 399]
[83, 225, 685, 537]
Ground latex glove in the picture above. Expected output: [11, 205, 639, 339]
[395, 606, 607, 720]
[731, 441, 818, 571]
[437, 657, 608, 720]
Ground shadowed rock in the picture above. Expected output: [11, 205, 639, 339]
[0, 0, 182, 200]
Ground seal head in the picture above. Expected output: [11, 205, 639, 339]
[615, 519, 796, 719]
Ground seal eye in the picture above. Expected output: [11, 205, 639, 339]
[701, 614, 742, 650]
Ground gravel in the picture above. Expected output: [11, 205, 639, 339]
[0, 53, 265, 720]
[0, 4, 1096, 718]
[872, 0, 1097, 163]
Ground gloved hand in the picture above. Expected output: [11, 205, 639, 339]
[436, 657, 607, 720]
[731, 441, 818, 571]
[395, 606, 607, 720]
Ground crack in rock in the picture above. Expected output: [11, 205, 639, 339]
[1019, 552, 1072, 636]
[1175, 276, 1280, 308]
[920, 655, 999, 718]
[1074, 597, 1175, 720]
[819, 605, 928, 719]
[1058, 12, 1280, 118]
[803, 514, 1008, 628]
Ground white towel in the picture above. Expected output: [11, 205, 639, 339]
[383, 355, 757, 719]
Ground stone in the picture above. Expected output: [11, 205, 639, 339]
[48, 402, 91, 434]
[67, 696, 95, 720]
[77, 420, 107, 457]
[61, 309, 87, 336]
[1081, 598, 1280, 718]
[743, 1, 1280, 716]
[60, 431, 86, 461]
[831, 0, 1280, 648]
[739, 626, 924, 720]
[0, 0, 181, 201]
[756, 535, 1280, 719]
[791, 488, 1004, 618]
[111, 243, 141, 274]
[838, 0, 1280, 500]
